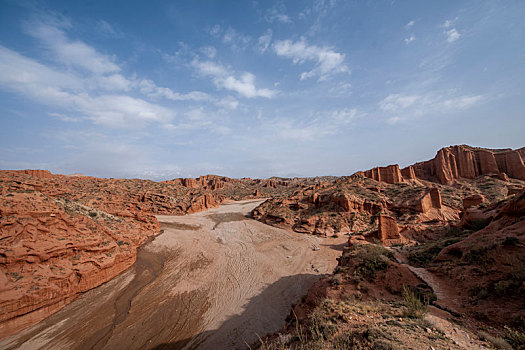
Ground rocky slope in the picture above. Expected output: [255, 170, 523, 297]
[252, 145, 525, 349]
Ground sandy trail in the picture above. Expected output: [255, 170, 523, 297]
[0, 199, 346, 350]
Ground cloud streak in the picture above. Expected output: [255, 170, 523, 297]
[273, 38, 348, 80]
[191, 59, 276, 98]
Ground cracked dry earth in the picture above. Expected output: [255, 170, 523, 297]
[0, 199, 347, 350]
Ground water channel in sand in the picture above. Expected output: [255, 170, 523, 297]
[0, 199, 347, 350]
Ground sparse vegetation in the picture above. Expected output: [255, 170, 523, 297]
[505, 326, 525, 350]
[349, 244, 394, 282]
[402, 285, 428, 319]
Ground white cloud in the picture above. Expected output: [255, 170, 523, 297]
[209, 24, 221, 36]
[28, 21, 120, 74]
[378, 92, 483, 123]
[97, 20, 123, 38]
[265, 3, 292, 23]
[200, 46, 217, 59]
[139, 79, 210, 101]
[444, 28, 460, 43]
[211, 26, 251, 50]
[94, 74, 134, 91]
[379, 94, 420, 112]
[439, 95, 482, 109]
[405, 20, 415, 29]
[258, 29, 273, 53]
[404, 35, 415, 44]
[273, 38, 348, 80]
[217, 96, 239, 110]
[264, 107, 360, 142]
[0, 45, 174, 128]
[191, 59, 276, 98]
[442, 18, 458, 28]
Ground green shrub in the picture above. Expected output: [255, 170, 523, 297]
[351, 244, 393, 282]
[402, 285, 428, 318]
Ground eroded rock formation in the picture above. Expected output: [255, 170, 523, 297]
[413, 145, 525, 184]
[377, 215, 400, 243]
[361, 165, 403, 184]
[360, 145, 525, 185]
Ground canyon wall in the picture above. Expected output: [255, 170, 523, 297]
[360, 145, 525, 185]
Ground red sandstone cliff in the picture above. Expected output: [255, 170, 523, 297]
[360, 145, 525, 185]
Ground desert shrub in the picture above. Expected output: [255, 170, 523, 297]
[350, 244, 393, 282]
[502, 236, 520, 246]
[505, 326, 525, 350]
[494, 267, 525, 296]
[371, 339, 398, 350]
[463, 244, 497, 265]
[402, 285, 428, 318]
[309, 307, 337, 341]
[88, 211, 97, 217]
[470, 286, 490, 299]
[478, 331, 512, 350]
[408, 237, 462, 267]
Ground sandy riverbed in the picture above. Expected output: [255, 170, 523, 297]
[0, 199, 347, 350]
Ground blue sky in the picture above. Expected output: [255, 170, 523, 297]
[0, 0, 524, 179]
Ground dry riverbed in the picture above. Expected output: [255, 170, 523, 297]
[0, 199, 347, 349]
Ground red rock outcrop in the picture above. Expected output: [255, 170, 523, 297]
[20, 169, 53, 178]
[494, 151, 525, 180]
[400, 166, 416, 180]
[362, 164, 403, 184]
[187, 193, 217, 214]
[462, 194, 485, 210]
[416, 188, 442, 213]
[376, 215, 403, 245]
[413, 145, 525, 184]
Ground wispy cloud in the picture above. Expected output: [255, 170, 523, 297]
[405, 20, 415, 29]
[258, 29, 273, 53]
[404, 35, 415, 44]
[265, 3, 292, 23]
[209, 25, 251, 50]
[379, 92, 483, 123]
[442, 18, 460, 43]
[96, 19, 123, 38]
[264, 107, 359, 142]
[273, 38, 348, 80]
[379, 94, 420, 112]
[139, 80, 210, 101]
[0, 26, 177, 127]
[444, 28, 460, 43]
[27, 21, 120, 74]
[191, 59, 276, 98]
[199, 45, 217, 59]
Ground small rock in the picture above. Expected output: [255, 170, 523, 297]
[426, 327, 432, 333]
[286, 255, 292, 259]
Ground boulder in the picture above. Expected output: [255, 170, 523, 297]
[462, 194, 486, 210]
